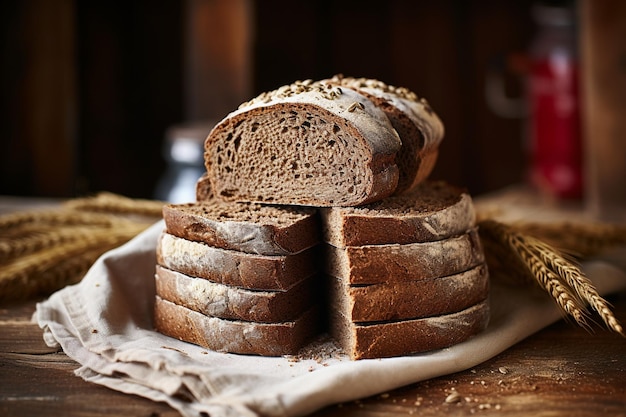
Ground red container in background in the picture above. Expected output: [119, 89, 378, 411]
[527, 2, 582, 200]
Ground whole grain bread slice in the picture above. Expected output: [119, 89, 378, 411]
[325, 228, 484, 285]
[203, 79, 402, 207]
[195, 172, 213, 201]
[156, 232, 317, 290]
[329, 263, 489, 323]
[154, 296, 321, 356]
[163, 200, 320, 255]
[321, 180, 476, 247]
[326, 75, 444, 194]
[155, 265, 317, 323]
[330, 299, 489, 360]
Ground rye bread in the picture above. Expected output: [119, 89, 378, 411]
[329, 263, 489, 323]
[326, 75, 444, 194]
[155, 265, 317, 323]
[195, 172, 213, 201]
[154, 296, 320, 356]
[203, 79, 402, 207]
[321, 180, 476, 247]
[156, 232, 317, 290]
[330, 299, 490, 360]
[163, 200, 320, 255]
[324, 228, 484, 285]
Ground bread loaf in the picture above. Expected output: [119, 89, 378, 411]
[325, 228, 484, 285]
[321, 180, 475, 247]
[156, 232, 317, 290]
[153, 76, 488, 360]
[163, 200, 320, 255]
[326, 75, 444, 193]
[155, 265, 316, 322]
[330, 300, 490, 360]
[203, 80, 402, 207]
[154, 296, 320, 356]
[329, 263, 488, 323]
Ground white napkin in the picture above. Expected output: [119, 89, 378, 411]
[35, 220, 626, 417]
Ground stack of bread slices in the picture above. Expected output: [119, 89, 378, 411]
[154, 75, 490, 359]
[154, 201, 323, 355]
[321, 181, 489, 359]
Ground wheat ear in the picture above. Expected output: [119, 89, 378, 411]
[63, 191, 165, 217]
[479, 219, 624, 335]
[517, 221, 626, 258]
[0, 225, 147, 303]
[0, 210, 122, 231]
[530, 239, 624, 335]
[0, 224, 134, 262]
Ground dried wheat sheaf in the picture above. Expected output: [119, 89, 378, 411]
[0, 193, 164, 303]
[478, 219, 626, 336]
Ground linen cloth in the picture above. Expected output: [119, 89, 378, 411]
[36, 220, 626, 417]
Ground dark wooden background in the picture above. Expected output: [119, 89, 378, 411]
[0, 0, 536, 200]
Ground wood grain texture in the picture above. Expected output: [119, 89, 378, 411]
[0, 301, 179, 417]
[2, 291, 625, 417]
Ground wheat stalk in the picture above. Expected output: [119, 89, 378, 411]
[513, 235, 591, 330]
[0, 192, 162, 303]
[0, 224, 147, 303]
[0, 210, 123, 231]
[63, 191, 165, 217]
[519, 221, 626, 258]
[0, 223, 137, 262]
[479, 219, 625, 336]
[532, 240, 624, 335]
[0, 248, 105, 302]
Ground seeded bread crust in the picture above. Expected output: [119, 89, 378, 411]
[327, 75, 444, 193]
[331, 299, 490, 360]
[155, 265, 317, 323]
[321, 181, 476, 247]
[156, 232, 317, 291]
[204, 80, 402, 207]
[329, 263, 489, 323]
[325, 228, 484, 285]
[163, 200, 320, 255]
[154, 296, 320, 356]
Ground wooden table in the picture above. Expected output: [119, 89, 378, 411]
[1, 288, 625, 416]
[1, 196, 626, 416]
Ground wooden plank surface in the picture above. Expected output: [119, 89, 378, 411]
[1, 292, 625, 417]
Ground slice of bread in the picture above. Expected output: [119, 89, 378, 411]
[328, 263, 489, 323]
[325, 228, 484, 285]
[326, 75, 444, 194]
[156, 232, 317, 290]
[154, 296, 320, 356]
[204, 80, 402, 207]
[330, 299, 490, 360]
[195, 172, 213, 201]
[155, 265, 317, 323]
[321, 181, 476, 247]
[163, 200, 320, 255]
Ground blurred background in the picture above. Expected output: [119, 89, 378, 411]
[1, 0, 623, 210]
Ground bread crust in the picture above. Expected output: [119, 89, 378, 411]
[163, 201, 321, 255]
[155, 265, 317, 323]
[156, 232, 317, 290]
[195, 172, 213, 201]
[329, 263, 489, 323]
[327, 76, 445, 193]
[331, 299, 490, 360]
[154, 296, 320, 356]
[321, 181, 476, 247]
[325, 228, 484, 285]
